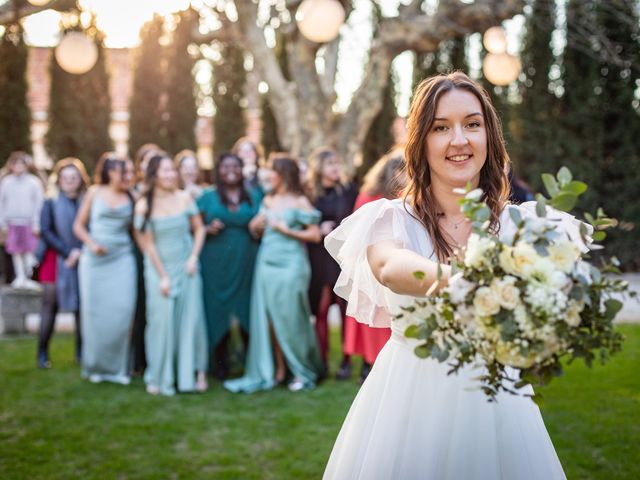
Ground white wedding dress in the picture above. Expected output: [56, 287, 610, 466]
[323, 199, 573, 480]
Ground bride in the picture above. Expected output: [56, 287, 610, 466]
[323, 72, 566, 479]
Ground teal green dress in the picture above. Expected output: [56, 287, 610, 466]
[79, 197, 136, 384]
[135, 202, 208, 396]
[197, 188, 261, 350]
[224, 207, 324, 393]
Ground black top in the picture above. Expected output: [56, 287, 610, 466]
[308, 183, 358, 313]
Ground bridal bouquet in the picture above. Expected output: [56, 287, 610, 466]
[399, 168, 634, 403]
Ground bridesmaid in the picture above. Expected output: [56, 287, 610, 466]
[197, 153, 261, 379]
[175, 149, 204, 200]
[73, 153, 136, 385]
[306, 147, 358, 378]
[224, 155, 324, 393]
[134, 152, 208, 396]
[342, 149, 406, 382]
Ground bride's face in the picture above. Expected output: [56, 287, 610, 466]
[425, 88, 487, 190]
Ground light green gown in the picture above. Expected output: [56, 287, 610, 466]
[79, 197, 136, 384]
[224, 207, 324, 393]
[135, 202, 208, 396]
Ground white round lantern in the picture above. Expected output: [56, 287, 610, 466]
[296, 0, 345, 43]
[482, 52, 521, 86]
[483, 26, 507, 54]
[54, 31, 98, 75]
[27, 0, 51, 6]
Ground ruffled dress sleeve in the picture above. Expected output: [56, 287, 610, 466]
[503, 202, 592, 252]
[324, 199, 412, 328]
[294, 208, 321, 226]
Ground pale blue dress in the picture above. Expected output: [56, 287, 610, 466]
[224, 207, 324, 393]
[79, 197, 136, 384]
[135, 202, 208, 396]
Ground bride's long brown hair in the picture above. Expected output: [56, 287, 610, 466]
[404, 72, 511, 262]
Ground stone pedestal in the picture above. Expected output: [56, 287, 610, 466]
[0, 286, 43, 335]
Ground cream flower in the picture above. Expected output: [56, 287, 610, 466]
[491, 276, 521, 310]
[495, 342, 536, 368]
[547, 241, 581, 274]
[499, 242, 539, 277]
[464, 234, 496, 270]
[564, 300, 584, 327]
[473, 286, 501, 317]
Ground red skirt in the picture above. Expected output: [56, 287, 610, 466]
[38, 248, 57, 283]
[343, 315, 391, 365]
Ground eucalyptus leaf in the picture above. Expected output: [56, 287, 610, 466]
[542, 174, 560, 197]
[592, 231, 607, 242]
[549, 192, 578, 212]
[564, 181, 588, 195]
[535, 194, 547, 217]
[557, 166, 573, 185]
[509, 207, 522, 226]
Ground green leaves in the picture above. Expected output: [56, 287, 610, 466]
[540, 167, 588, 213]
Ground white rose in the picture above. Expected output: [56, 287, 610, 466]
[528, 258, 569, 289]
[448, 277, 475, 304]
[499, 242, 539, 277]
[548, 242, 581, 274]
[464, 234, 496, 270]
[473, 286, 501, 317]
[491, 276, 521, 310]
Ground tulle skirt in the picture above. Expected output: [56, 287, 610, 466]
[324, 330, 566, 480]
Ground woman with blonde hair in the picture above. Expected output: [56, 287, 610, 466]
[323, 72, 565, 478]
[37, 157, 89, 368]
[306, 147, 357, 378]
[232, 136, 266, 196]
[175, 149, 204, 199]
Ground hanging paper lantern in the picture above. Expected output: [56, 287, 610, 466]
[296, 0, 345, 43]
[54, 31, 98, 75]
[483, 26, 507, 54]
[482, 52, 521, 86]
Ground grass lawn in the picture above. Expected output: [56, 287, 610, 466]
[1, 325, 638, 479]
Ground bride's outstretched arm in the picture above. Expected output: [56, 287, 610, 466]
[367, 240, 451, 297]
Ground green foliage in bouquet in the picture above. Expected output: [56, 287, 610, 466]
[400, 167, 634, 404]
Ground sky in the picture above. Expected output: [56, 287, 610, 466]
[14, 0, 525, 117]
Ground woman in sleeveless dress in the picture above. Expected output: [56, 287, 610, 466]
[323, 73, 566, 479]
[134, 152, 208, 396]
[73, 154, 136, 385]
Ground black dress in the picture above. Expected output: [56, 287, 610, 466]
[308, 183, 358, 315]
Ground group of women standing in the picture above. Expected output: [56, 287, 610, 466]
[30, 134, 406, 396]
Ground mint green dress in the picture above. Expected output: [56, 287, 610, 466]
[79, 197, 136, 384]
[135, 202, 208, 396]
[197, 187, 261, 350]
[224, 207, 324, 393]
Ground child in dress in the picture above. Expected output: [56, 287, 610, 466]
[0, 152, 44, 290]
